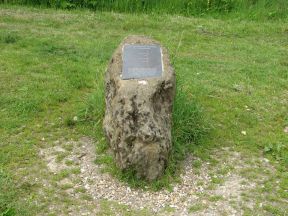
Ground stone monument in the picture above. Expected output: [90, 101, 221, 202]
[103, 36, 175, 181]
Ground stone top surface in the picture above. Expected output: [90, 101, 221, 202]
[121, 44, 163, 80]
[107, 35, 174, 90]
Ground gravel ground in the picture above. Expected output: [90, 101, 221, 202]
[39, 137, 275, 215]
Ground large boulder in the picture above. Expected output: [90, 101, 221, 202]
[103, 36, 175, 181]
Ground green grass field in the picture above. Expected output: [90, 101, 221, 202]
[0, 5, 287, 216]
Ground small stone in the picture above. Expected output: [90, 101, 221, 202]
[127, 187, 131, 193]
[241, 131, 247, 136]
[138, 80, 148, 85]
[233, 84, 244, 92]
[284, 126, 288, 133]
[73, 116, 78, 121]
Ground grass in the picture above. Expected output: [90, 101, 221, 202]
[0, 4, 287, 215]
[4, 0, 288, 20]
[189, 203, 207, 212]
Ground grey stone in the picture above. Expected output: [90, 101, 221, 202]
[103, 35, 175, 181]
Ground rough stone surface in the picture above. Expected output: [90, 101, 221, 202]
[103, 35, 176, 181]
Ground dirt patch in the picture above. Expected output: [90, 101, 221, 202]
[39, 137, 276, 215]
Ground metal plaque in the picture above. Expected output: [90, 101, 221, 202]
[122, 44, 163, 80]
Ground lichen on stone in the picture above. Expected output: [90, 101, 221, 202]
[103, 36, 175, 181]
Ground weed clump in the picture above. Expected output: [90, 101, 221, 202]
[2, 34, 18, 44]
[64, 116, 77, 127]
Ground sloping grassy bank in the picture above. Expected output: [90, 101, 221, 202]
[2, 0, 288, 20]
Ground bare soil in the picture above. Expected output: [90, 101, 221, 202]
[39, 137, 276, 215]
